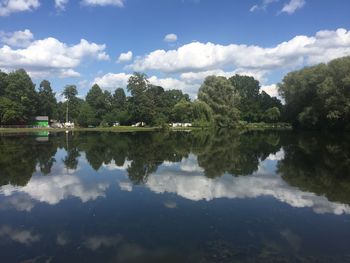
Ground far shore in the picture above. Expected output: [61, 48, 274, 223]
[0, 123, 292, 134]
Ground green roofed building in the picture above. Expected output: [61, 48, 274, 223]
[30, 116, 49, 127]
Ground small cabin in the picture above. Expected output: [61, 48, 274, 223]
[30, 116, 49, 128]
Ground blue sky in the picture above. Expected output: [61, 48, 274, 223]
[1, 0, 350, 99]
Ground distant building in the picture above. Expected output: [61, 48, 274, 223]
[30, 116, 49, 128]
[171, 123, 192, 127]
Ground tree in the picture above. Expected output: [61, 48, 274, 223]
[77, 102, 98, 127]
[198, 76, 240, 127]
[278, 56, 350, 129]
[0, 97, 25, 124]
[113, 88, 126, 109]
[4, 69, 38, 121]
[38, 80, 57, 119]
[127, 72, 155, 124]
[62, 85, 78, 123]
[263, 107, 281, 123]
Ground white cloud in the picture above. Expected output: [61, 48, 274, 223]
[117, 51, 133, 63]
[145, 153, 350, 215]
[0, 29, 33, 48]
[93, 72, 131, 91]
[81, 0, 124, 7]
[281, 0, 305, 14]
[261, 84, 279, 97]
[130, 28, 350, 75]
[0, 0, 40, 16]
[0, 170, 110, 206]
[0, 225, 40, 245]
[164, 33, 178, 43]
[55, 0, 68, 10]
[0, 30, 109, 78]
[250, 0, 278, 12]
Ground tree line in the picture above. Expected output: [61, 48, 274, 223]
[0, 70, 282, 127]
[1, 55, 349, 129]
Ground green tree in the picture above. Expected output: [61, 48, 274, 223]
[62, 85, 79, 123]
[263, 107, 281, 123]
[38, 80, 57, 119]
[127, 72, 155, 124]
[4, 69, 38, 121]
[77, 102, 98, 127]
[113, 88, 127, 110]
[198, 76, 240, 127]
[278, 56, 350, 129]
[0, 97, 25, 124]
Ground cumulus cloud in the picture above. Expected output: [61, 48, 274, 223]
[93, 72, 131, 91]
[0, 172, 110, 206]
[261, 84, 279, 97]
[0, 29, 34, 48]
[145, 151, 350, 215]
[0, 30, 109, 78]
[164, 33, 178, 43]
[130, 28, 350, 74]
[117, 51, 133, 63]
[0, 0, 40, 16]
[281, 0, 305, 14]
[81, 0, 124, 7]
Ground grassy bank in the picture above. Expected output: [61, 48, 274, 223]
[0, 126, 201, 133]
[241, 122, 292, 130]
[0, 123, 292, 134]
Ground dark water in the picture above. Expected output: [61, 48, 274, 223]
[0, 130, 350, 263]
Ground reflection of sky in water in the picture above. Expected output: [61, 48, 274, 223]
[0, 148, 349, 216]
[0, 139, 350, 263]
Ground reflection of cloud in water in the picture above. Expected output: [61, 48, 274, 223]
[0, 225, 40, 245]
[56, 233, 70, 246]
[119, 181, 133, 192]
[164, 200, 177, 209]
[180, 154, 204, 173]
[103, 160, 132, 171]
[84, 235, 122, 250]
[146, 151, 350, 215]
[0, 161, 110, 210]
[267, 149, 285, 161]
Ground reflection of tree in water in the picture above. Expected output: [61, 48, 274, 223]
[194, 130, 282, 178]
[0, 134, 58, 186]
[0, 131, 285, 187]
[278, 133, 350, 205]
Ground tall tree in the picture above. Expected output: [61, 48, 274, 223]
[127, 72, 155, 124]
[198, 76, 240, 127]
[38, 80, 57, 119]
[62, 85, 78, 123]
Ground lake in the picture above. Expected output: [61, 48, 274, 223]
[0, 130, 349, 262]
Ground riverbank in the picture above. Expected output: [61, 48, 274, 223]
[0, 123, 292, 133]
[0, 126, 202, 133]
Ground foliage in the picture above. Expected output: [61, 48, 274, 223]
[278, 56, 350, 129]
[198, 76, 240, 127]
[0, 68, 287, 128]
[229, 75, 282, 122]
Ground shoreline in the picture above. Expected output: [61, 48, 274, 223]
[0, 123, 292, 134]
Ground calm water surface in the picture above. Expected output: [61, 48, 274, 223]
[0, 131, 349, 262]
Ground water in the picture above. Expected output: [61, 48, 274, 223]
[0, 130, 349, 262]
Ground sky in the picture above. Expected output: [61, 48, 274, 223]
[0, 0, 350, 100]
